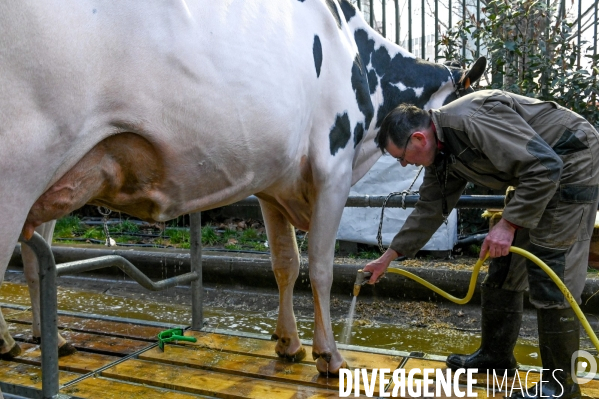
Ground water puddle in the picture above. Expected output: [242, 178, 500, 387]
[0, 281, 543, 366]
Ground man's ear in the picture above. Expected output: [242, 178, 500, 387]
[411, 131, 427, 146]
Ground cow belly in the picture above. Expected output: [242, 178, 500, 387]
[23, 131, 299, 238]
[24, 133, 166, 238]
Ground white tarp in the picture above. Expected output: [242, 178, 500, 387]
[337, 155, 458, 250]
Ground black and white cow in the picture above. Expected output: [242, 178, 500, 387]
[0, 0, 484, 375]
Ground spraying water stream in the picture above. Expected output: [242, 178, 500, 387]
[341, 295, 357, 344]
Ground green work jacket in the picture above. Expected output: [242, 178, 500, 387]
[390, 89, 598, 257]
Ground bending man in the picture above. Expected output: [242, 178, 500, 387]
[365, 89, 599, 399]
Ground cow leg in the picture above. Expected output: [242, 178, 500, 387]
[309, 183, 350, 375]
[0, 212, 28, 359]
[260, 200, 305, 361]
[21, 221, 76, 356]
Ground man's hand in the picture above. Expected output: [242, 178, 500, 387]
[480, 218, 516, 259]
[363, 248, 399, 284]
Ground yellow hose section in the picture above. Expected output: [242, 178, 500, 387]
[385, 245, 599, 353]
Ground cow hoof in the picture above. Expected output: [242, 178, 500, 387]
[30, 336, 42, 345]
[314, 352, 347, 376]
[0, 343, 22, 360]
[58, 342, 78, 357]
[274, 336, 304, 362]
[276, 346, 306, 362]
[316, 358, 348, 376]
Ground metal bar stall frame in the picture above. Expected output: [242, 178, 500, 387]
[17, 213, 203, 398]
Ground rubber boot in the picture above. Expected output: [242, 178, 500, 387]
[509, 308, 581, 399]
[446, 286, 522, 373]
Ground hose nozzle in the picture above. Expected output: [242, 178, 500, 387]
[353, 269, 372, 297]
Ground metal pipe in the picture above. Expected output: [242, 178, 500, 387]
[421, 0, 425, 58]
[382, 0, 386, 37]
[395, 0, 399, 45]
[0, 382, 78, 399]
[408, 0, 412, 52]
[448, 0, 452, 55]
[19, 232, 59, 399]
[56, 255, 198, 291]
[0, 303, 183, 330]
[576, 0, 582, 69]
[462, 0, 466, 61]
[345, 194, 506, 208]
[190, 212, 203, 331]
[434, 0, 439, 60]
[476, 0, 480, 58]
[594, 0, 598, 110]
[231, 194, 507, 209]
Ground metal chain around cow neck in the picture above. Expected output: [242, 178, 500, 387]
[376, 165, 424, 253]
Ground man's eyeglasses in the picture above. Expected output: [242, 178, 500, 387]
[395, 133, 413, 163]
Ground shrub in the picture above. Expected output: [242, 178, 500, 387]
[440, 0, 598, 128]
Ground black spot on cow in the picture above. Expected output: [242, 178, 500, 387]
[313, 35, 323, 78]
[325, 0, 342, 29]
[351, 54, 374, 131]
[339, 0, 356, 22]
[297, 0, 306, 2]
[353, 123, 365, 148]
[353, 29, 451, 128]
[367, 69, 378, 94]
[372, 46, 391, 76]
[329, 113, 351, 155]
[355, 29, 375, 67]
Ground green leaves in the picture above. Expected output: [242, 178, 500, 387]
[504, 40, 516, 51]
[439, 0, 598, 128]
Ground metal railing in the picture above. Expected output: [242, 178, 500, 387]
[231, 194, 506, 209]
[16, 214, 203, 399]
[352, 0, 598, 65]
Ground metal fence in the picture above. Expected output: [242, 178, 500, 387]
[351, 0, 597, 66]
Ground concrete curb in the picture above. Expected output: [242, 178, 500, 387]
[10, 243, 599, 312]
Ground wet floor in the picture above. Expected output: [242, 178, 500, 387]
[0, 276, 550, 368]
